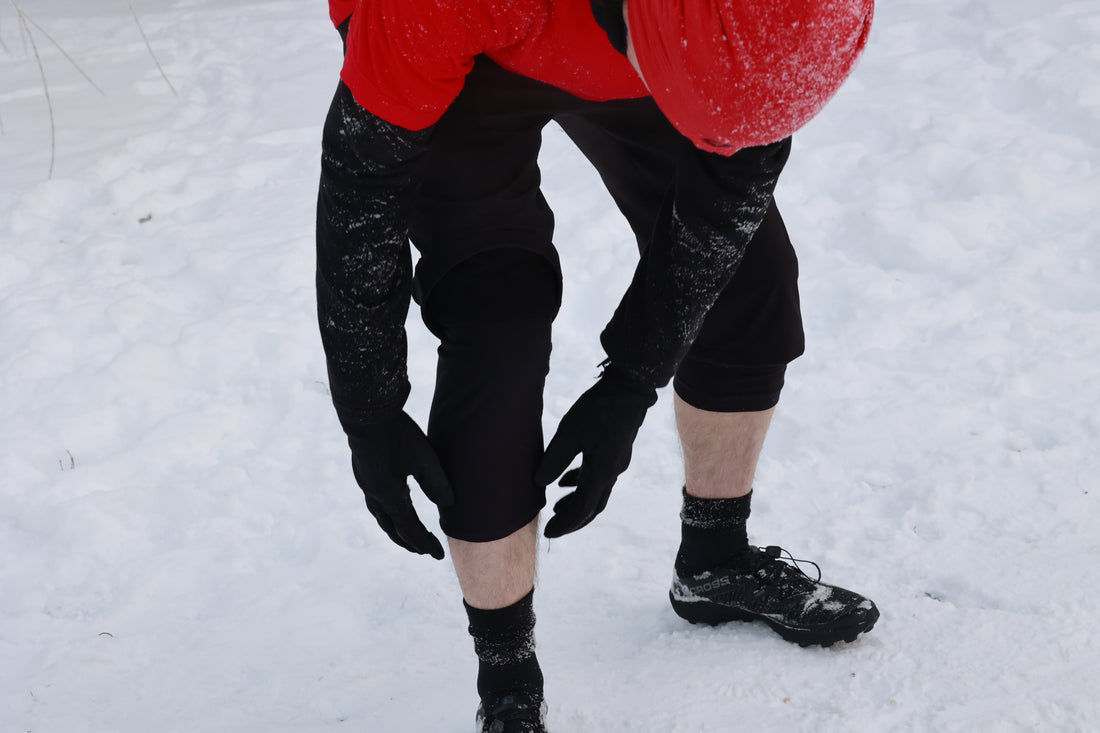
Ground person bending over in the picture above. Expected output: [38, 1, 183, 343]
[316, 1, 877, 730]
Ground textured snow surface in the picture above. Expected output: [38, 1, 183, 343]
[2, 1, 1098, 731]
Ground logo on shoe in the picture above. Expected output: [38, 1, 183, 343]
[692, 576, 732, 593]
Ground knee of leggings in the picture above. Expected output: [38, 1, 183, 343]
[425, 248, 560, 333]
[428, 316, 552, 544]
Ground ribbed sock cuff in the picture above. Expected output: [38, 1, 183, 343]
[680, 489, 752, 529]
[676, 490, 753, 576]
[465, 588, 537, 664]
[465, 589, 543, 703]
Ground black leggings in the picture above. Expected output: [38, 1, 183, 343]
[411, 59, 804, 542]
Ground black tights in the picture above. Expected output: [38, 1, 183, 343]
[425, 250, 557, 542]
[412, 59, 805, 543]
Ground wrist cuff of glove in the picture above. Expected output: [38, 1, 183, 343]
[332, 381, 411, 438]
[598, 360, 658, 403]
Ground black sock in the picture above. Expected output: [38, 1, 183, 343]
[675, 489, 754, 576]
[465, 588, 544, 705]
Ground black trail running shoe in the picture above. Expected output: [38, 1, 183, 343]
[669, 545, 879, 647]
[475, 693, 548, 733]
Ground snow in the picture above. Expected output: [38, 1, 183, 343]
[2, 0, 1098, 731]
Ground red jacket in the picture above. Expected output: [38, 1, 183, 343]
[329, 0, 646, 130]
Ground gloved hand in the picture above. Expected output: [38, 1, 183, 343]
[347, 411, 455, 559]
[535, 365, 658, 538]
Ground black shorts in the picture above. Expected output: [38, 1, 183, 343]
[409, 58, 805, 542]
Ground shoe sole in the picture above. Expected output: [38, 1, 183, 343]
[669, 591, 879, 648]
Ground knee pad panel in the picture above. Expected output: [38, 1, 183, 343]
[422, 248, 561, 336]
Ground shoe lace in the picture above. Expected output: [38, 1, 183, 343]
[760, 545, 822, 583]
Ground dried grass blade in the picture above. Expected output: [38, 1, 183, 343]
[126, 0, 177, 96]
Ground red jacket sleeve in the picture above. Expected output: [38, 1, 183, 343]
[329, 0, 355, 27]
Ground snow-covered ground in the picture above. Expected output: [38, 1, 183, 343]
[2, 1, 1098, 730]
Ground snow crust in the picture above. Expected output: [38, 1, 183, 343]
[2, 0, 1098, 730]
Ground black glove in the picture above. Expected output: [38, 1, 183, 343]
[347, 411, 455, 559]
[535, 365, 658, 538]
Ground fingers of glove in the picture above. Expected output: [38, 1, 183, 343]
[535, 417, 582, 487]
[374, 500, 446, 559]
[550, 485, 584, 516]
[558, 467, 581, 488]
[364, 499, 419, 554]
[403, 431, 455, 507]
[363, 480, 447, 559]
[390, 508, 446, 560]
[543, 491, 584, 538]
[395, 414, 455, 506]
[544, 490, 602, 537]
[544, 469, 613, 538]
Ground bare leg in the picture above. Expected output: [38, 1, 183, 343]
[454, 518, 544, 712]
[449, 518, 539, 610]
[674, 392, 775, 499]
[671, 393, 881, 644]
